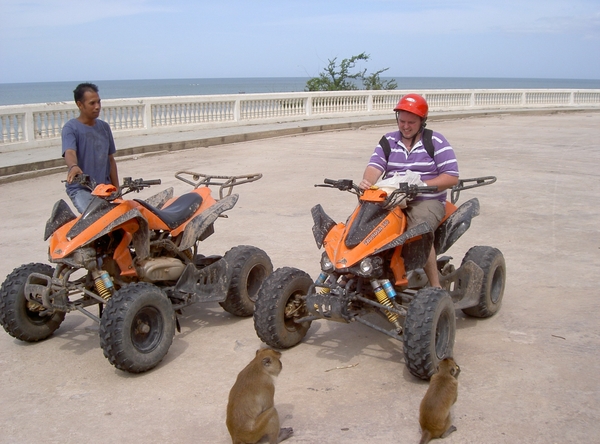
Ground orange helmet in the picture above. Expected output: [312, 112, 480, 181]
[393, 94, 428, 119]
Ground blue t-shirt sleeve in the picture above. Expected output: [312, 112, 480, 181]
[100, 120, 117, 156]
[61, 121, 78, 157]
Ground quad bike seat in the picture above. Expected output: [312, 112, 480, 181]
[135, 193, 203, 229]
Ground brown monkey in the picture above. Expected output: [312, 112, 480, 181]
[418, 358, 461, 444]
[226, 348, 293, 444]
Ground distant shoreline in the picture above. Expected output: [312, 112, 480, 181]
[1, 76, 600, 107]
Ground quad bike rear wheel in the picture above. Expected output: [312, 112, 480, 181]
[403, 287, 456, 380]
[0, 263, 66, 342]
[219, 245, 273, 317]
[99, 282, 175, 373]
[461, 246, 506, 318]
[254, 267, 313, 349]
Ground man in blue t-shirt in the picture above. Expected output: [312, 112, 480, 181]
[62, 83, 119, 213]
[359, 94, 459, 288]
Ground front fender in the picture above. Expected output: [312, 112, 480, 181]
[44, 199, 77, 241]
[311, 204, 337, 249]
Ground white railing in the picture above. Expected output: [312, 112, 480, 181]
[1, 89, 599, 148]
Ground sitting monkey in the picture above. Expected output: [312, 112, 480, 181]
[226, 348, 293, 444]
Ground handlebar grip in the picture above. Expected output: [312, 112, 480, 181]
[323, 178, 337, 185]
[143, 179, 162, 185]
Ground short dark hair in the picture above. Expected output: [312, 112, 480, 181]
[73, 83, 99, 103]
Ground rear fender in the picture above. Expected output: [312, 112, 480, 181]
[178, 194, 238, 251]
[434, 198, 480, 255]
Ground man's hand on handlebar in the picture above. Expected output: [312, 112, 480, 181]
[67, 165, 83, 184]
[359, 179, 373, 190]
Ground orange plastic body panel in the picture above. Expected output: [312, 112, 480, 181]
[390, 247, 409, 286]
[323, 205, 407, 270]
[322, 195, 457, 287]
[49, 200, 142, 260]
[360, 188, 388, 203]
[92, 184, 118, 197]
[441, 201, 457, 224]
[49, 186, 220, 278]
[113, 227, 136, 277]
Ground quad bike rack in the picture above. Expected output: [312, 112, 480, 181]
[175, 171, 263, 200]
[450, 176, 496, 204]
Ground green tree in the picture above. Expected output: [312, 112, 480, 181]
[305, 52, 397, 91]
[362, 68, 398, 90]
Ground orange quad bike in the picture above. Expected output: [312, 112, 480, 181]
[253, 177, 505, 379]
[0, 171, 272, 373]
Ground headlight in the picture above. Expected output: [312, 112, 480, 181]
[321, 252, 334, 271]
[359, 258, 373, 274]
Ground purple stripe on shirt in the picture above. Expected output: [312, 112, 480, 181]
[367, 130, 459, 202]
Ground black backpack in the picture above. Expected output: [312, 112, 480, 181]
[379, 128, 435, 161]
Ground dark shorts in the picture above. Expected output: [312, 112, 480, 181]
[405, 199, 445, 232]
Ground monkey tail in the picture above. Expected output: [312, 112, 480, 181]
[419, 429, 432, 444]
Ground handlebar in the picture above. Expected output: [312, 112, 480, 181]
[316, 178, 361, 194]
[62, 175, 161, 201]
[141, 179, 162, 186]
[316, 175, 497, 206]
[121, 177, 161, 195]
[315, 178, 441, 207]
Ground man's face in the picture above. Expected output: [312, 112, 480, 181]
[77, 90, 101, 121]
[396, 111, 422, 139]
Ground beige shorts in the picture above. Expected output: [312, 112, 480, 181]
[405, 199, 446, 232]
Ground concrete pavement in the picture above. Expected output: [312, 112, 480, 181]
[0, 110, 599, 443]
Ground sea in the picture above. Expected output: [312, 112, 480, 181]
[1, 77, 600, 107]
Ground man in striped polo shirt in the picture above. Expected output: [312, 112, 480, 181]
[359, 94, 459, 288]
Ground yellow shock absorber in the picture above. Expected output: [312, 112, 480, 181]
[371, 280, 400, 326]
[315, 272, 330, 294]
[93, 271, 114, 301]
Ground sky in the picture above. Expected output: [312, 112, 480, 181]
[1, 0, 599, 83]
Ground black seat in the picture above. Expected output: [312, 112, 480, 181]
[135, 193, 203, 230]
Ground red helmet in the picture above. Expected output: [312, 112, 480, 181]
[394, 94, 428, 119]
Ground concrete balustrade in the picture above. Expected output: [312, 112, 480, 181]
[1, 89, 599, 149]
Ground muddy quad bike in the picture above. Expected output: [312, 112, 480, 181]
[254, 176, 505, 380]
[0, 171, 272, 373]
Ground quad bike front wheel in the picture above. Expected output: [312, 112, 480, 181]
[254, 267, 313, 349]
[0, 263, 66, 342]
[99, 282, 175, 373]
[461, 246, 506, 318]
[219, 245, 273, 317]
[403, 287, 456, 380]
